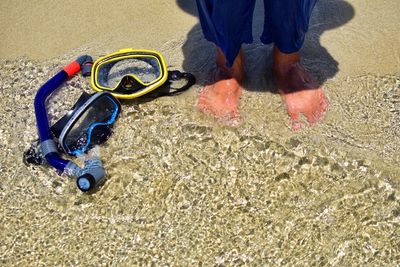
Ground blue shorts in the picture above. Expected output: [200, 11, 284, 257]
[196, 0, 318, 67]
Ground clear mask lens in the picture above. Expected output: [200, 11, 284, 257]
[63, 94, 119, 155]
[97, 57, 162, 89]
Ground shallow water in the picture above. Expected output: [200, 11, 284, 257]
[1, 0, 400, 264]
[0, 54, 399, 266]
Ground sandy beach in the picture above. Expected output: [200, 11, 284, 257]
[0, 0, 399, 266]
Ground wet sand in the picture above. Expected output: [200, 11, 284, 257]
[1, 0, 400, 266]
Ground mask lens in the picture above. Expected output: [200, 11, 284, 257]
[97, 56, 161, 89]
[63, 94, 119, 155]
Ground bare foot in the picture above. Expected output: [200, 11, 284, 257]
[197, 47, 244, 125]
[273, 46, 329, 130]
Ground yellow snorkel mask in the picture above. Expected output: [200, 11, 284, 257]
[91, 48, 195, 99]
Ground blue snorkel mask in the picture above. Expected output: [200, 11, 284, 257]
[24, 55, 121, 192]
[51, 92, 121, 156]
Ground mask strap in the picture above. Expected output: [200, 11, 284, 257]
[167, 71, 196, 96]
[150, 70, 196, 97]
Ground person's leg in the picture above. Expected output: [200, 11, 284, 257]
[197, 47, 244, 123]
[261, 0, 328, 129]
[196, 0, 256, 123]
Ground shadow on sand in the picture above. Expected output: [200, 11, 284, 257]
[177, 0, 355, 93]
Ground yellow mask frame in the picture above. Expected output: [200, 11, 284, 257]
[91, 48, 169, 99]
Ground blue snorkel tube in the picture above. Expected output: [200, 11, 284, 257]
[34, 55, 105, 192]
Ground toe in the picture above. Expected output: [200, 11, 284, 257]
[305, 110, 319, 127]
[197, 96, 207, 113]
[321, 95, 329, 112]
[289, 111, 302, 131]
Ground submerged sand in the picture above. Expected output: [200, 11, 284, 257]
[0, 0, 399, 266]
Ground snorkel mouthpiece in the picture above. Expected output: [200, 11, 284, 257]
[76, 55, 93, 77]
[77, 157, 105, 192]
[63, 55, 93, 77]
